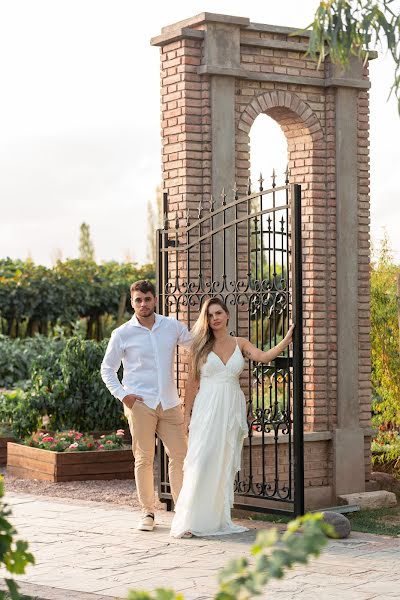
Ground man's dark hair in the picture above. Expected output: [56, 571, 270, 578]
[130, 280, 156, 297]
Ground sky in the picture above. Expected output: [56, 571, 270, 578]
[1, 0, 399, 266]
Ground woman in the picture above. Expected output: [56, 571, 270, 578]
[170, 297, 294, 538]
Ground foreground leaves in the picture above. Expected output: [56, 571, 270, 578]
[0, 479, 35, 599]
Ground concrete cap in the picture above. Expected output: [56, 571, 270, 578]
[160, 13, 250, 34]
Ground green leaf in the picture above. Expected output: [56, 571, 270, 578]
[5, 578, 20, 600]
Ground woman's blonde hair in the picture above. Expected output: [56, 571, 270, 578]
[190, 297, 230, 379]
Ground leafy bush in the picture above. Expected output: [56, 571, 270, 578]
[24, 429, 126, 452]
[0, 258, 155, 340]
[372, 430, 400, 474]
[0, 336, 125, 438]
[371, 234, 400, 429]
[0, 335, 62, 389]
[0, 390, 41, 440]
[27, 337, 125, 434]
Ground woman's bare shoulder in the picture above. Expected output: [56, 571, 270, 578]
[236, 337, 249, 351]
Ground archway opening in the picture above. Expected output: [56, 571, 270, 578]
[250, 113, 288, 190]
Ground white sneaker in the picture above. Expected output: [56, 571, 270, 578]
[137, 513, 155, 531]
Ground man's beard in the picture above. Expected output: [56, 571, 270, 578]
[137, 308, 154, 316]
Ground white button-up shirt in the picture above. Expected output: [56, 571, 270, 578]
[100, 313, 192, 410]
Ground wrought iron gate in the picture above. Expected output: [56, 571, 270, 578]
[156, 179, 304, 517]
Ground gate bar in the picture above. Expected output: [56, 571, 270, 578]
[291, 183, 305, 516]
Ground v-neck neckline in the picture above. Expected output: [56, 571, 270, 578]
[211, 342, 238, 367]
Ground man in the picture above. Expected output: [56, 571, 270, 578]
[100, 279, 191, 531]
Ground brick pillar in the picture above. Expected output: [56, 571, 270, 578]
[151, 13, 372, 508]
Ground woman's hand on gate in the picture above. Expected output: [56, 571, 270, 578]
[283, 323, 295, 346]
[122, 394, 143, 409]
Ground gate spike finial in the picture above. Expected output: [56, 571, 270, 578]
[247, 177, 252, 195]
[221, 187, 226, 206]
[163, 212, 168, 230]
[253, 215, 259, 233]
[209, 194, 215, 213]
[271, 168, 276, 188]
[197, 197, 203, 220]
[175, 214, 179, 230]
[232, 182, 238, 200]
[284, 165, 290, 184]
[258, 172, 264, 191]
[185, 208, 190, 227]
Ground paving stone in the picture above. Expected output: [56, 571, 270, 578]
[3, 492, 400, 599]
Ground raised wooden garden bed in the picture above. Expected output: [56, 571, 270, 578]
[7, 442, 134, 482]
[0, 436, 16, 465]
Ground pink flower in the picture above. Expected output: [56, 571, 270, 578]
[39, 432, 46, 437]
[117, 429, 124, 434]
[68, 442, 78, 449]
[116, 431, 124, 437]
[97, 444, 104, 450]
[42, 436, 54, 442]
[106, 440, 113, 445]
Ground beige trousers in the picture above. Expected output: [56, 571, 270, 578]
[124, 401, 187, 515]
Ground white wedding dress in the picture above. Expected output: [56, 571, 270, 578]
[170, 342, 249, 538]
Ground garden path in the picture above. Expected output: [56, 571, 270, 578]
[1, 492, 400, 600]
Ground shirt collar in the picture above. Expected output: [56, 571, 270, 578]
[130, 313, 162, 331]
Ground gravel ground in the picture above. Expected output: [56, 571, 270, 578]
[0, 465, 164, 510]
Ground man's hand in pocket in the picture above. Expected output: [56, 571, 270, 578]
[122, 394, 143, 409]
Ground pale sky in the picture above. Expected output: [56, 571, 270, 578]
[1, 0, 399, 266]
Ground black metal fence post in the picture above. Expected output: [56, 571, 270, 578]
[291, 183, 305, 516]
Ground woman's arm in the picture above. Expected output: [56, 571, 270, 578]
[183, 369, 199, 431]
[240, 323, 295, 364]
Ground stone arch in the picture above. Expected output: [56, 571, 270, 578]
[236, 91, 325, 192]
[238, 91, 323, 141]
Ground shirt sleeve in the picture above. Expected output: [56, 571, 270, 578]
[175, 320, 192, 348]
[100, 330, 126, 402]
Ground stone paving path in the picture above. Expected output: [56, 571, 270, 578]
[2, 492, 400, 599]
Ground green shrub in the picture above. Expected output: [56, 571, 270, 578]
[0, 390, 41, 440]
[27, 337, 125, 433]
[372, 430, 400, 474]
[0, 335, 64, 389]
[0, 336, 125, 438]
[0, 258, 155, 340]
[371, 235, 400, 429]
